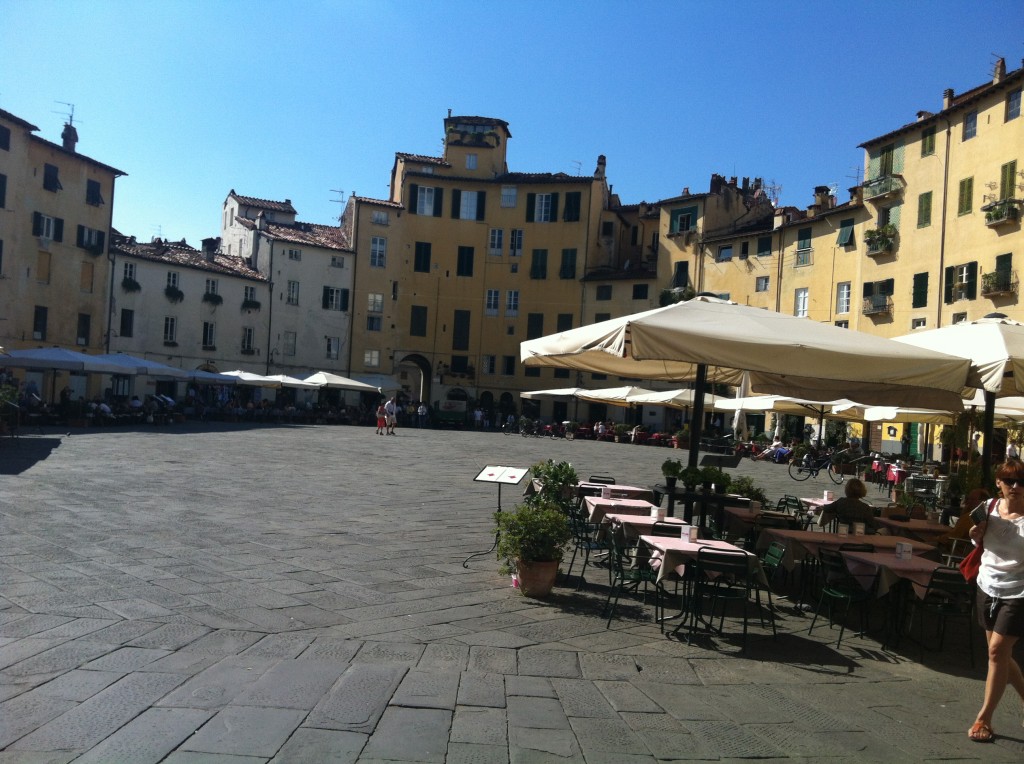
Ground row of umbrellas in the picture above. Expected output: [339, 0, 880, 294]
[0, 348, 379, 393]
[520, 296, 1024, 480]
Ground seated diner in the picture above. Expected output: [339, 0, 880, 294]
[817, 478, 883, 533]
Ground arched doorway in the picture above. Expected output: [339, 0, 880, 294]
[397, 353, 432, 404]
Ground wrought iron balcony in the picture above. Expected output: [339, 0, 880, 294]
[981, 270, 1019, 297]
[984, 199, 1020, 227]
[865, 225, 897, 257]
[862, 174, 905, 201]
[862, 294, 893, 316]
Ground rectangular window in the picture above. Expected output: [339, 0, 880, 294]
[1000, 161, 1017, 200]
[283, 331, 296, 356]
[322, 286, 349, 311]
[370, 236, 386, 267]
[287, 280, 300, 304]
[414, 186, 439, 216]
[562, 191, 581, 222]
[368, 292, 384, 313]
[796, 227, 812, 266]
[501, 185, 517, 208]
[43, 163, 62, 192]
[963, 111, 977, 140]
[836, 218, 854, 246]
[452, 310, 471, 350]
[596, 285, 612, 301]
[481, 355, 496, 375]
[529, 249, 548, 279]
[755, 275, 769, 293]
[124, 262, 136, 281]
[202, 321, 216, 349]
[632, 284, 649, 300]
[244, 285, 256, 302]
[287, 248, 301, 261]
[76, 314, 90, 346]
[330, 255, 344, 268]
[85, 179, 104, 206]
[716, 245, 733, 262]
[556, 313, 573, 332]
[559, 248, 576, 279]
[506, 290, 519, 317]
[509, 229, 523, 257]
[0, 172, 7, 208]
[921, 126, 936, 157]
[364, 350, 380, 367]
[672, 261, 689, 288]
[836, 282, 851, 314]
[488, 228, 503, 257]
[242, 326, 255, 352]
[33, 306, 48, 340]
[371, 210, 389, 225]
[453, 190, 483, 220]
[163, 316, 176, 344]
[911, 317, 926, 329]
[485, 289, 499, 316]
[80, 261, 94, 293]
[601, 219, 613, 237]
[456, 246, 474, 277]
[917, 191, 933, 227]
[756, 236, 772, 257]
[944, 262, 978, 303]
[953, 312, 968, 324]
[912, 272, 929, 309]
[414, 241, 431, 272]
[794, 287, 808, 317]
[671, 205, 697, 234]
[120, 308, 134, 338]
[323, 337, 339, 359]
[1008, 88, 1022, 121]
[528, 192, 557, 222]
[739, 242, 749, 259]
[167, 271, 179, 288]
[526, 313, 544, 340]
[76, 225, 106, 252]
[465, 153, 477, 170]
[595, 312, 611, 323]
[410, 305, 428, 336]
[502, 356, 516, 375]
[958, 177, 974, 215]
[36, 251, 50, 283]
[32, 212, 63, 241]
[205, 278, 218, 295]
[835, 321, 849, 329]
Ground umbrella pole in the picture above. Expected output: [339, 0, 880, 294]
[982, 391, 996, 484]
[687, 365, 708, 470]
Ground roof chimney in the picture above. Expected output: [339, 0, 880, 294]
[61, 122, 78, 152]
[994, 57, 1006, 84]
[943, 88, 955, 110]
[202, 237, 221, 262]
[594, 155, 606, 178]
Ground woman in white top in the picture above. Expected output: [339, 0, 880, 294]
[967, 459, 1024, 742]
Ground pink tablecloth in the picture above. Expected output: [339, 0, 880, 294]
[584, 496, 656, 524]
[841, 550, 941, 597]
[604, 513, 687, 540]
[640, 535, 765, 585]
[875, 516, 949, 541]
[578, 482, 657, 503]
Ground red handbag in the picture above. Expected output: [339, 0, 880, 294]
[959, 499, 994, 582]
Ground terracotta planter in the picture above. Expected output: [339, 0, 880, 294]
[515, 559, 560, 598]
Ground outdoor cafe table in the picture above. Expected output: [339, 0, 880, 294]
[650, 484, 751, 528]
[603, 513, 688, 541]
[578, 482, 657, 503]
[640, 535, 768, 587]
[755, 528, 936, 572]
[583, 496, 657, 525]
[874, 516, 950, 543]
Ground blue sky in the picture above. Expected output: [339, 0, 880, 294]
[4, 1, 1021, 247]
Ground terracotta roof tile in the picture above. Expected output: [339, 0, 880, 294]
[397, 152, 450, 166]
[352, 196, 403, 208]
[111, 233, 265, 281]
[0, 108, 39, 131]
[235, 218, 352, 251]
[229, 191, 297, 214]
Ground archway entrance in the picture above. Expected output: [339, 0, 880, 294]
[396, 353, 431, 404]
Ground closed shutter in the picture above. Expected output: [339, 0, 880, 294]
[944, 266, 955, 303]
[450, 189, 461, 218]
[888, 203, 901, 230]
[563, 192, 581, 221]
[892, 140, 905, 173]
[32, 211, 42, 236]
[912, 272, 928, 308]
[549, 193, 559, 221]
[77, 224, 86, 247]
[53, 217, 63, 242]
[340, 288, 349, 312]
[476, 191, 486, 221]
[432, 188, 443, 217]
[408, 184, 418, 213]
[322, 286, 331, 309]
[1001, 161, 1017, 200]
[863, 282, 875, 298]
[965, 262, 978, 299]
[958, 178, 973, 214]
[525, 193, 536, 222]
[0, 173, 6, 208]
[880, 278, 895, 296]
[917, 192, 932, 227]
[867, 147, 881, 180]
[97, 231, 105, 251]
[996, 253, 1012, 275]
[452, 310, 470, 350]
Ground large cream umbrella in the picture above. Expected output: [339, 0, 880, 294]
[574, 385, 656, 407]
[894, 314, 1024, 479]
[521, 296, 970, 468]
[303, 371, 380, 392]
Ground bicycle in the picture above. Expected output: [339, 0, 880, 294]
[502, 420, 517, 435]
[519, 419, 539, 437]
[546, 421, 575, 440]
[788, 449, 846, 484]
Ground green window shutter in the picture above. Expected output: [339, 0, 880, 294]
[797, 228, 811, 249]
[921, 126, 936, 156]
[322, 286, 331, 309]
[432, 188, 443, 217]
[917, 192, 932, 227]
[958, 178, 973, 215]
[867, 148, 880, 180]
[563, 192, 581, 221]
[53, 217, 63, 242]
[341, 289, 350, 312]
[888, 203, 901, 230]
[559, 248, 576, 279]
[0, 173, 6, 208]
[476, 191, 486, 220]
[97, 231, 105, 251]
[408, 184, 418, 213]
[32, 212, 42, 236]
[892, 140, 905, 173]
[526, 193, 536, 222]
[549, 193, 559, 221]
[556, 313, 573, 332]
[944, 266, 955, 304]
[912, 272, 928, 308]
[863, 282, 875, 298]
[1001, 161, 1017, 200]
[76, 224, 86, 248]
[450, 189, 461, 218]
[880, 278, 895, 296]
[756, 236, 772, 257]
[966, 261, 978, 299]
[836, 219, 854, 246]
[996, 253, 1012, 275]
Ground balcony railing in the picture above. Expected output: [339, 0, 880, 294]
[862, 295, 893, 316]
[984, 199, 1020, 227]
[981, 270, 1019, 297]
[863, 174, 905, 201]
[865, 225, 898, 257]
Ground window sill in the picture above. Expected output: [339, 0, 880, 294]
[202, 345, 217, 352]
[163, 341, 178, 347]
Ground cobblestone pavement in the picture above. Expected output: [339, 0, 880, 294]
[1, 423, 1023, 762]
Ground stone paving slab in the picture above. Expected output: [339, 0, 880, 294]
[3, 426, 1024, 762]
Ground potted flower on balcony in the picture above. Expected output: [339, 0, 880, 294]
[864, 224, 897, 254]
[164, 285, 185, 303]
[494, 499, 571, 598]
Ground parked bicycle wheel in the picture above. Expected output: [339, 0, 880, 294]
[826, 462, 845, 485]
[788, 461, 813, 481]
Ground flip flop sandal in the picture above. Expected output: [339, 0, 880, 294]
[968, 721, 994, 742]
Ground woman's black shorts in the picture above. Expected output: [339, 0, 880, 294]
[977, 590, 1024, 636]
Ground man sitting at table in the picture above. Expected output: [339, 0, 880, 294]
[817, 478, 883, 533]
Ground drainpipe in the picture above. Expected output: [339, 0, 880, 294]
[346, 204, 358, 373]
[264, 236, 274, 374]
[104, 179, 119, 353]
[935, 116, 953, 328]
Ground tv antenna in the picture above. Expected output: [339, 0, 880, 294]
[329, 188, 348, 224]
[569, 160, 582, 175]
[762, 179, 782, 207]
[846, 165, 863, 188]
[54, 101, 78, 125]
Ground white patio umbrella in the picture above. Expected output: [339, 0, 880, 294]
[574, 385, 656, 408]
[0, 347, 130, 374]
[92, 353, 190, 380]
[519, 387, 586, 400]
[262, 374, 321, 390]
[187, 369, 237, 385]
[303, 371, 380, 392]
[221, 370, 284, 388]
[521, 296, 971, 468]
[894, 314, 1024, 478]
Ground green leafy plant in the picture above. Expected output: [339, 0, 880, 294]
[729, 476, 768, 505]
[494, 499, 571, 576]
[680, 465, 703, 487]
[241, 298, 262, 311]
[121, 277, 141, 293]
[699, 466, 731, 492]
[661, 458, 684, 478]
[613, 424, 630, 439]
[525, 459, 578, 515]
[202, 292, 224, 306]
[164, 285, 185, 303]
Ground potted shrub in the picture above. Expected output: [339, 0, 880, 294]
[527, 459, 578, 515]
[494, 499, 571, 598]
[680, 466, 703, 492]
[661, 457, 683, 489]
[613, 424, 630, 443]
[671, 427, 690, 449]
[699, 465, 731, 493]
[729, 476, 769, 507]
